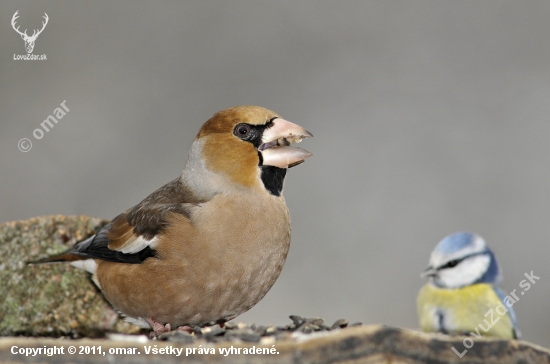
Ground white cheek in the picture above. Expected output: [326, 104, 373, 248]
[437, 255, 491, 288]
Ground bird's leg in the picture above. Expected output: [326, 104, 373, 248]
[147, 318, 171, 338]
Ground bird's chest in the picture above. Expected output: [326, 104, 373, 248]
[180, 193, 289, 289]
[172, 194, 290, 320]
[194, 194, 290, 262]
[418, 283, 510, 336]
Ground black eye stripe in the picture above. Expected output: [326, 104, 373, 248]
[444, 260, 459, 269]
[233, 123, 267, 148]
[437, 251, 487, 271]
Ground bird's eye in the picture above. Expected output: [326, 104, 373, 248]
[235, 124, 251, 138]
[446, 260, 459, 268]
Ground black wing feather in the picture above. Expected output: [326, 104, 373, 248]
[69, 223, 157, 264]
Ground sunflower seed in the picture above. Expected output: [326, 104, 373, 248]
[331, 319, 349, 329]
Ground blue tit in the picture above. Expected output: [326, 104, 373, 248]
[417, 232, 520, 339]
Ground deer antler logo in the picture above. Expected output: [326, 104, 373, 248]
[11, 11, 49, 54]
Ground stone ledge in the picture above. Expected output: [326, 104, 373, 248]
[1, 325, 550, 363]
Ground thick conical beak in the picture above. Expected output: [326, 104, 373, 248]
[259, 118, 313, 169]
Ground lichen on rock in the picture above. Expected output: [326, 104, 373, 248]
[0, 215, 141, 337]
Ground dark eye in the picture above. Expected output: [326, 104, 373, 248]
[235, 124, 250, 138]
[446, 260, 459, 268]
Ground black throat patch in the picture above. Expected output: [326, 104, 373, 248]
[260, 166, 286, 196]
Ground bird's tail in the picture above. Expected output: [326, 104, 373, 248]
[27, 251, 83, 265]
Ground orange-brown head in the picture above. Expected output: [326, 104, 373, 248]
[183, 106, 312, 197]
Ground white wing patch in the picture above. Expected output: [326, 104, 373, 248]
[118, 236, 159, 254]
[70, 259, 97, 274]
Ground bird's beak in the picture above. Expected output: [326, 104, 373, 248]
[421, 266, 437, 278]
[259, 118, 313, 168]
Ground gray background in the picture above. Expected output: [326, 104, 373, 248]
[2, 1, 549, 347]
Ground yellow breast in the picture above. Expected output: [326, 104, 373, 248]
[417, 283, 515, 339]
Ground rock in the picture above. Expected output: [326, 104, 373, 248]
[1, 325, 549, 363]
[0, 215, 141, 337]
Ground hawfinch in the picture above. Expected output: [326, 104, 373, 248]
[35, 106, 312, 336]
